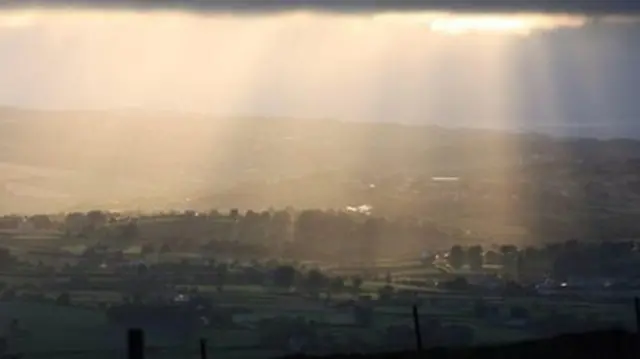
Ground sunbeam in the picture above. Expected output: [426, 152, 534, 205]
[1, 6, 640, 353]
[0, 8, 638, 217]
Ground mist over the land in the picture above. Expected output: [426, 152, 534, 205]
[1, 9, 640, 219]
[0, 10, 639, 137]
[3, 4, 640, 357]
[2, 110, 640, 231]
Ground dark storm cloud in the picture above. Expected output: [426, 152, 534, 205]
[1, 0, 640, 15]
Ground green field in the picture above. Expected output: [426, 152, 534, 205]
[0, 247, 634, 359]
[0, 279, 634, 359]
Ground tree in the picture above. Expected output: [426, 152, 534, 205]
[0, 337, 6, 357]
[448, 245, 465, 269]
[503, 281, 528, 296]
[305, 269, 328, 295]
[473, 299, 488, 318]
[353, 304, 374, 327]
[351, 276, 363, 293]
[136, 263, 149, 276]
[86, 210, 107, 228]
[442, 325, 475, 346]
[385, 324, 414, 349]
[500, 245, 519, 277]
[120, 221, 139, 241]
[30, 215, 52, 230]
[160, 243, 172, 254]
[65, 212, 86, 232]
[377, 285, 394, 302]
[294, 210, 326, 247]
[141, 244, 155, 255]
[441, 277, 469, 291]
[1, 288, 16, 301]
[269, 210, 292, 246]
[510, 306, 531, 320]
[484, 250, 501, 265]
[56, 292, 71, 306]
[360, 218, 381, 266]
[0, 248, 14, 270]
[238, 210, 266, 244]
[467, 245, 484, 271]
[500, 244, 519, 258]
[273, 265, 296, 289]
[329, 276, 345, 294]
[242, 265, 266, 285]
[216, 264, 229, 292]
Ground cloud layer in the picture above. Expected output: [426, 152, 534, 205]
[0, 9, 639, 135]
[1, 0, 640, 15]
[0, 6, 640, 138]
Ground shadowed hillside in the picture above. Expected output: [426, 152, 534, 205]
[284, 330, 638, 359]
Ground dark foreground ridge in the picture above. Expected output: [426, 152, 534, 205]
[283, 330, 638, 359]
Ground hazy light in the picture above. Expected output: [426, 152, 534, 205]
[432, 177, 460, 182]
[0, 10, 38, 27]
[371, 12, 587, 36]
[0, 7, 633, 220]
[346, 205, 373, 215]
[0, 8, 597, 119]
[432, 17, 529, 34]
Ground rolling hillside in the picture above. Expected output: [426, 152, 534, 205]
[1, 108, 640, 216]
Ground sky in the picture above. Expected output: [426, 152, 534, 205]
[1, 0, 640, 136]
[2, 0, 640, 14]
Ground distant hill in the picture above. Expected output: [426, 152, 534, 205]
[1, 108, 640, 214]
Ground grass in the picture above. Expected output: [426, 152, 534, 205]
[0, 251, 634, 355]
[0, 284, 632, 355]
[0, 302, 107, 327]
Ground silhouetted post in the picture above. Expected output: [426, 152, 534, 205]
[635, 298, 640, 332]
[635, 297, 640, 356]
[200, 338, 208, 359]
[412, 305, 423, 351]
[128, 328, 144, 359]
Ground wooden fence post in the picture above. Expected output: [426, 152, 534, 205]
[128, 328, 144, 359]
[635, 297, 640, 333]
[200, 338, 208, 359]
[412, 305, 423, 351]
